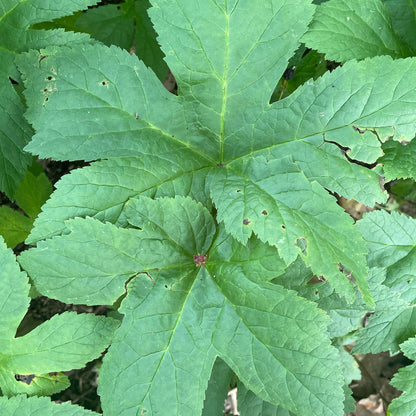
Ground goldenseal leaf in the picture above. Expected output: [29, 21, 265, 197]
[25, 156, 210, 244]
[17, 1, 416, 305]
[209, 155, 372, 305]
[21, 196, 344, 415]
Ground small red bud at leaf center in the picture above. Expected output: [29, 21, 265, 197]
[193, 254, 207, 267]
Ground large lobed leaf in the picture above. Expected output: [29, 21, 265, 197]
[15, 0, 416, 413]
[20, 197, 344, 415]
[18, 0, 416, 302]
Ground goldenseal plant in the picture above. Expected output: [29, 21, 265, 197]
[4, 0, 416, 414]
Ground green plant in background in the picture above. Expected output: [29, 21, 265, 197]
[0, 236, 118, 398]
[0, 0, 416, 414]
[0, 159, 52, 248]
[0, 395, 101, 415]
[0, 0, 100, 199]
[303, 0, 416, 414]
[33, 0, 168, 80]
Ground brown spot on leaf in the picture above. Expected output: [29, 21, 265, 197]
[261, 210, 268, 215]
[243, 218, 250, 225]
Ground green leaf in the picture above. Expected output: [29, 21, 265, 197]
[238, 382, 293, 415]
[75, 1, 168, 80]
[383, 0, 416, 52]
[297, 279, 368, 338]
[209, 224, 287, 283]
[149, 0, 315, 161]
[0, 0, 97, 198]
[16, 1, 416, 412]
[14, 169, 52, 218]
[250, 56, 416, 206]
[0, 395, 100, 415]
[353, 212, 416, 354]
[99, 270, 343, 416]
[356, 210, 416, 289]
[201, 358, 234, 416]
[25, 156, 211, 244]
[353, 268, 416, 355]
[0, 80, 33, 199]
[0, 166, 52, 247]
[389, 337, 416, 416]
[19, 196, 216, 305]
[20, 217, 165, 305]
[21, 196, 343, 415]
[0, 235, 118, 396]
[209, 155, 372, 306]
[272, 49, 327, 101]
[381, 139, 416, 182]
[17, 4, 416, 303]
[302, 0, 412, 62]
[0, 206, 33, 248]
[17, 44, 203, 160]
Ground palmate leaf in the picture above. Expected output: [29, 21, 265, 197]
[17, 0, 416, 303]
[20, 196, 344, 415]
[0, 0, 98, 198]
[0, 236, 118, 397]
[15, 1, 416, 413]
